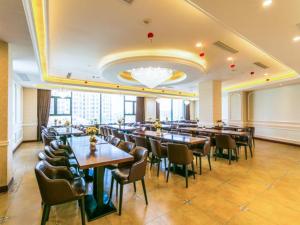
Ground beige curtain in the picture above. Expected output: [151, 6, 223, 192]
[156, 102, 160, 120]
[37, 89, 51, 140]
[185, 104, 190, 120]
[136, 97, 145, 123]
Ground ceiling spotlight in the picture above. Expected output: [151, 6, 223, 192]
[293, 36, 300, 42]
[262, 0, 272, 7]
[264, 73, 268, 76]
[195, 42, 202, 48]
[227, 57, 233, 61]
[66, 72, 72, 79]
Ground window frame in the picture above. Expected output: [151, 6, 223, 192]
[49, 95, 72, 116]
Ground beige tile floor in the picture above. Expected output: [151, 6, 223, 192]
[1, 140, 300, 225]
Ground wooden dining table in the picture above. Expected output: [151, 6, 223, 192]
[106, 125, 137, 133]
[54, 127, 84, 144]
[68, 136, 134, 221]
[134, 130, 207, 145]
[179, 127, 249, 137]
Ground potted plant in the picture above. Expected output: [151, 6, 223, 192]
[86, 127, 98, 151]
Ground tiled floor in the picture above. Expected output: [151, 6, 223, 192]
[1, 140, 300, 225]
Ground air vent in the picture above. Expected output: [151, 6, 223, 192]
[17, 73, 30, 81]
[213, 41, 239, 54]
[296, 23, 300, 30]
[122, 0, 134, 4]
[254, 62, 269, 69]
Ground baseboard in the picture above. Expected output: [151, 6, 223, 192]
[255, 137, 300, 147]
[22, 140, 38, 143]
[0, 177, 14, 193]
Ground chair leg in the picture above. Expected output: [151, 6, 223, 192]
[199, 156, 202, 175]
[116, 182, 118, 201]
[191, 161, 195, 179]
[185, 165, 189, 188]
[244, 146, 248, 160]
[150, 156, 153, 170]
[249, 145, 253, 158]
[79, 198, 86, 225]
[195, 156, 198, 165]
[141, 178, 148, 205]
[215, 147, 218, 161]
[157, 160, 160, 177]
[166, 162, 171, 182]
[119, 184, 124, 216]
[164, 158, 167, 169]
[229, 149, 232, 165]
[109, 177, 114, 202]
[41, 204, 50, 225]
[235, 148, 238, 162]
[46, 205, 51, 221]
[207, 155, 212, 171]
[133, 181, 136, 192]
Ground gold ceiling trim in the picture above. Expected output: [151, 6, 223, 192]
[29, 0, 196, 97]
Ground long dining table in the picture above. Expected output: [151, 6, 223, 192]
[68, 136, 134, 221]
[179, 127, 249, 137]
[134, 130, 207, 145]
[54, 127, 84, 144]
[106, 124, 137, 133]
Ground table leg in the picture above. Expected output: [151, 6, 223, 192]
[84, 167, 116, 221]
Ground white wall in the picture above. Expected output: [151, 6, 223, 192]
[248, 84, 300, 144]
[23, 88, 37, 141]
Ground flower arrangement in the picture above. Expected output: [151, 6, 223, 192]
[64, 120, 71, 127]
[86, 127, 98, 136]
[153, 119, 162, 133]
[216, 120, 225, 127]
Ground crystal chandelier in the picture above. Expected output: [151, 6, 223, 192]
[129, 67, 173, 88]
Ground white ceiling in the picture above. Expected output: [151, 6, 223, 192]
[0, 0, 40, 85]
[47, 0, 295, 92]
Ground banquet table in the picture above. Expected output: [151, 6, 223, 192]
[179, 127, 249, 137]
[106, 125, 137, 133]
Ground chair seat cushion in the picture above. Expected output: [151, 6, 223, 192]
[111, 168, 130, 183]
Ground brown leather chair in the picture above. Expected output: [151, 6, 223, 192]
[167, 143, 195, 188]
[149, 138, 168, 176]
[112, 129, 119, 137]
[215, 135, 238, 165]
[41, 131, 56, 146]
[192, 140, 212, 175]
[109, 147, 148, 215]
[117, 141, 135, 153]
[50, 140, 70, 152]
[133, 135, 148, 149]
[236, 133, 253, 160]
[109, 137, 121, 146]
[124, 133, 134, 142]
[43, 147, 78, 168]
[99, 126, 105, 138]
[35, 160, 86, 225]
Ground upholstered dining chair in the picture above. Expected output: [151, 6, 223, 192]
[109, 147, 148, 215]
[167, 143, 195, 188]
[149, 138, 168, 176]
[192, 140, 212, 175]
[109, 137, 121, 147]
[215, 134, 238, 165]
[35, 160, 86, 225]
[117, 141, 136, 153]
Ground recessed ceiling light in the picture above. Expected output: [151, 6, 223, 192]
[264, 73, 268, 76]
[263, 0, 272, 7]
[227, 57, 233, 61]
[293, 36, 300, 42]
[195, 42, 202, 48]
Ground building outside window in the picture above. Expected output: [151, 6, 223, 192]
[159, 98, 184, 121]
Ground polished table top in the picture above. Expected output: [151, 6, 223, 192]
[134, 130, 207, 145]
[141, 123, 171, 129]
[180, 127, 249, 136]
[54, 127, 84, 136]
[106, 125, 137, 132]
[68, 136, 134, 169]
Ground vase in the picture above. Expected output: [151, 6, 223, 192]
[156, 128, 161, 135]
[90, 142, 96, 151]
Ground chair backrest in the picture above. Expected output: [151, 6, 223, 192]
[117, 141, 135, 153]
[99, 127, 105, 136]
[128, 147, 148, 181]
[35, 161, 76, 205]
[124, 133, 133, 142]
[215, 135, 236, 149]
[202, 140, 211, 156]
[38, 151, 67, 166]
[149, 138, 162, 157]
[110, 137, 121, 146]
[167, 143, 193, 165]
[112, 129, 119, 137]
[134, 136, 148, 149]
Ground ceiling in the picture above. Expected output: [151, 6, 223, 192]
[1, 0, 299, 93]
[46, 0, 297, 92]
[0, 0, 40, 85]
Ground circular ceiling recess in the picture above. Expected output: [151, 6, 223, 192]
[98, 49, 206, 88]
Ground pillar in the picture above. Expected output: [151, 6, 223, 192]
[197, 80, 222, 126]
[0, 40, 13, 192]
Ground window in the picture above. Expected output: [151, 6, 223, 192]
[49, 90, 72, 125]
[124, 95, 136, 123]
[159, 98, 184, 121]
[101, 94, 124, 124]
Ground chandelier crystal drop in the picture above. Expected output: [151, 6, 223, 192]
[129, 67, 173, 88]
